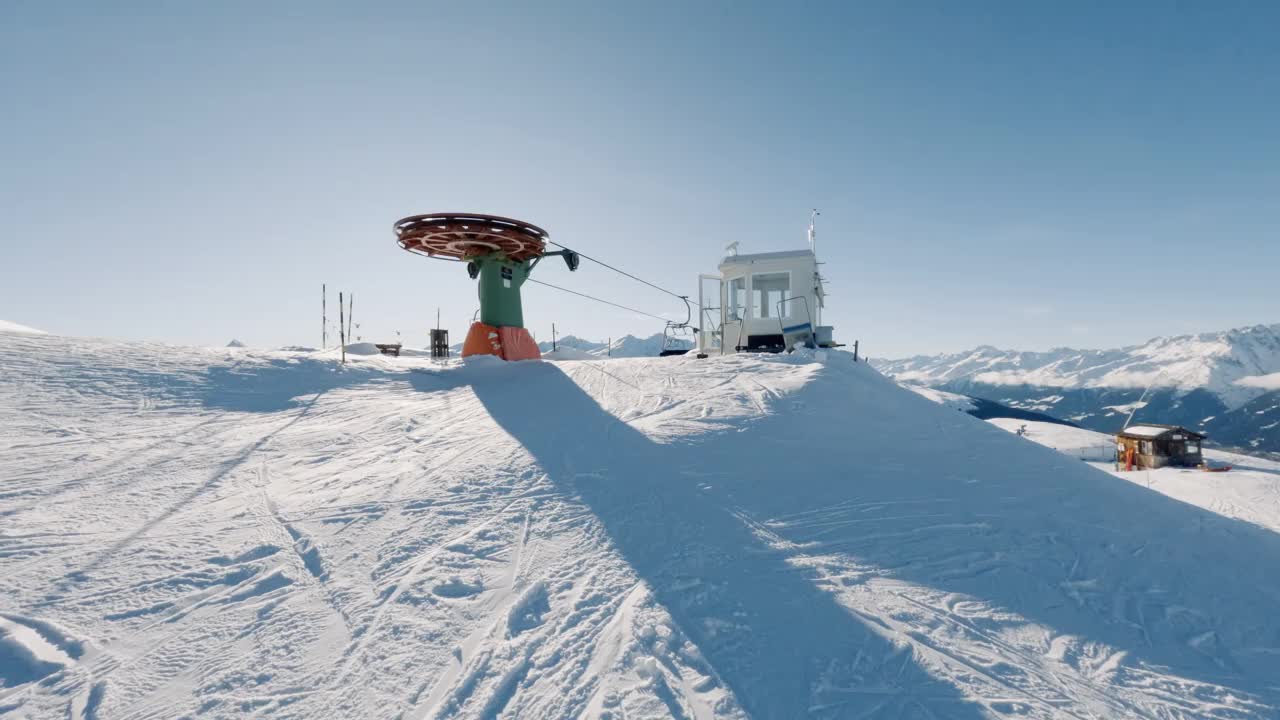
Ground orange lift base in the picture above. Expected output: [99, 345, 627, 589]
[460, 322, 542, 362]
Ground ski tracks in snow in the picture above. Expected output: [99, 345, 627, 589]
[752, 493, 1274, 719]
[5, 334, 1280, 718]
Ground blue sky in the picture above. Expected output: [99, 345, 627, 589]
[3, 1, 1277, 357]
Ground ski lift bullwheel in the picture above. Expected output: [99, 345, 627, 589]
[394, 213, 549, 262]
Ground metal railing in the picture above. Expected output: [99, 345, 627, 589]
[775, 296, 814, 350]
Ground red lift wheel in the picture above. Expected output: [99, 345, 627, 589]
[395, 213, 549, 262]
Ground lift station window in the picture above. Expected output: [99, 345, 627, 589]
[728, 277, 746, 320]
[752, 272, 792, 319]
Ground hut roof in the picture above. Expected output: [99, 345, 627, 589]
[1117, 424, 1206, 440]
[720, 249, 815, 267]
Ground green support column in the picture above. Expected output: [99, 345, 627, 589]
[474, 255, 532, 328]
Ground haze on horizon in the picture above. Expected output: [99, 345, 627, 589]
[3, 2, 1277, 358]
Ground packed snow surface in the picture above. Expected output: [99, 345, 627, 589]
[4, 332, 1280, 718]
[988, 418, 1280, 537]
[901, 384, 978, 412]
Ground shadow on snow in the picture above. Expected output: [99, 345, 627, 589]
[421, 362, 986, 719]
[90, 357, 392, 413]
[415, 358, 1280, 717]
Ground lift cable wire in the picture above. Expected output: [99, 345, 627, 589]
[412, 236, 691, 327]
[526, 278, 671, 323]
[547, 241, 688, 301]
[548, 242, 696, 333]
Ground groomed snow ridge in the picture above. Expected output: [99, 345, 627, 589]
[3, 331, 1280, 718]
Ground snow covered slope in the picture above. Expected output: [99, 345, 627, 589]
[902, 385, 1077, 427]
[903, 385, 978, 412]
[988, 418, 1280, 537]
[0, 320, 47, 335]
[4, 332, 1280, 718]
[875, 323, 1280, 453]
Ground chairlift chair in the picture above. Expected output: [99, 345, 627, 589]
[658, 296, 697, 357]
[660, 321, 698, 357]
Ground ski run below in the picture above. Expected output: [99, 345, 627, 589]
[4, 329, 1280, 719]
[985, 418, 1280, 539]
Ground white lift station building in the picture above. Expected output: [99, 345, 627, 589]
[697, 242, 835, 355]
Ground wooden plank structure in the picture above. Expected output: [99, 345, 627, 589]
[374, 343, 402, 357]
[1116, 424, 1206, 470]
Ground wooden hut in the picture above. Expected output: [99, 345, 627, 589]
[1116, 424, 1206, 470]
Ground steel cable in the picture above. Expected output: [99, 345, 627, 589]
[526, 278, 671, 323]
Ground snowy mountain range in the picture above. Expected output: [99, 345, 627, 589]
[447, 332, 691, 359]
[874, 323, 1280, 453]
[536, 333, 691, 358]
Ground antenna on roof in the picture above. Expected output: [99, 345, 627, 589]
[808, 209, 823, 326]
[1123, 368, 1169, 430]
[808, 209, 820, 254]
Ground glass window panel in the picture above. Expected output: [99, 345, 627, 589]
[752, 272, 791, 319]
[728, 277, 746, 320]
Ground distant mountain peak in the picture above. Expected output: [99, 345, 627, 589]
[450, 332, 693, 359]
[877, 322, 1280, 404]
[875, 322, 1280, 454]
[536, 332, 691, 358]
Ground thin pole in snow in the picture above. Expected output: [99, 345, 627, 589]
[339, 291, 346, 365]
[322, 283, 327, 349]
[552, 323, 557, 352]
[348, 293, 354, 342]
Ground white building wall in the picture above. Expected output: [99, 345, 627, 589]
[716, 250, 819, 351]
